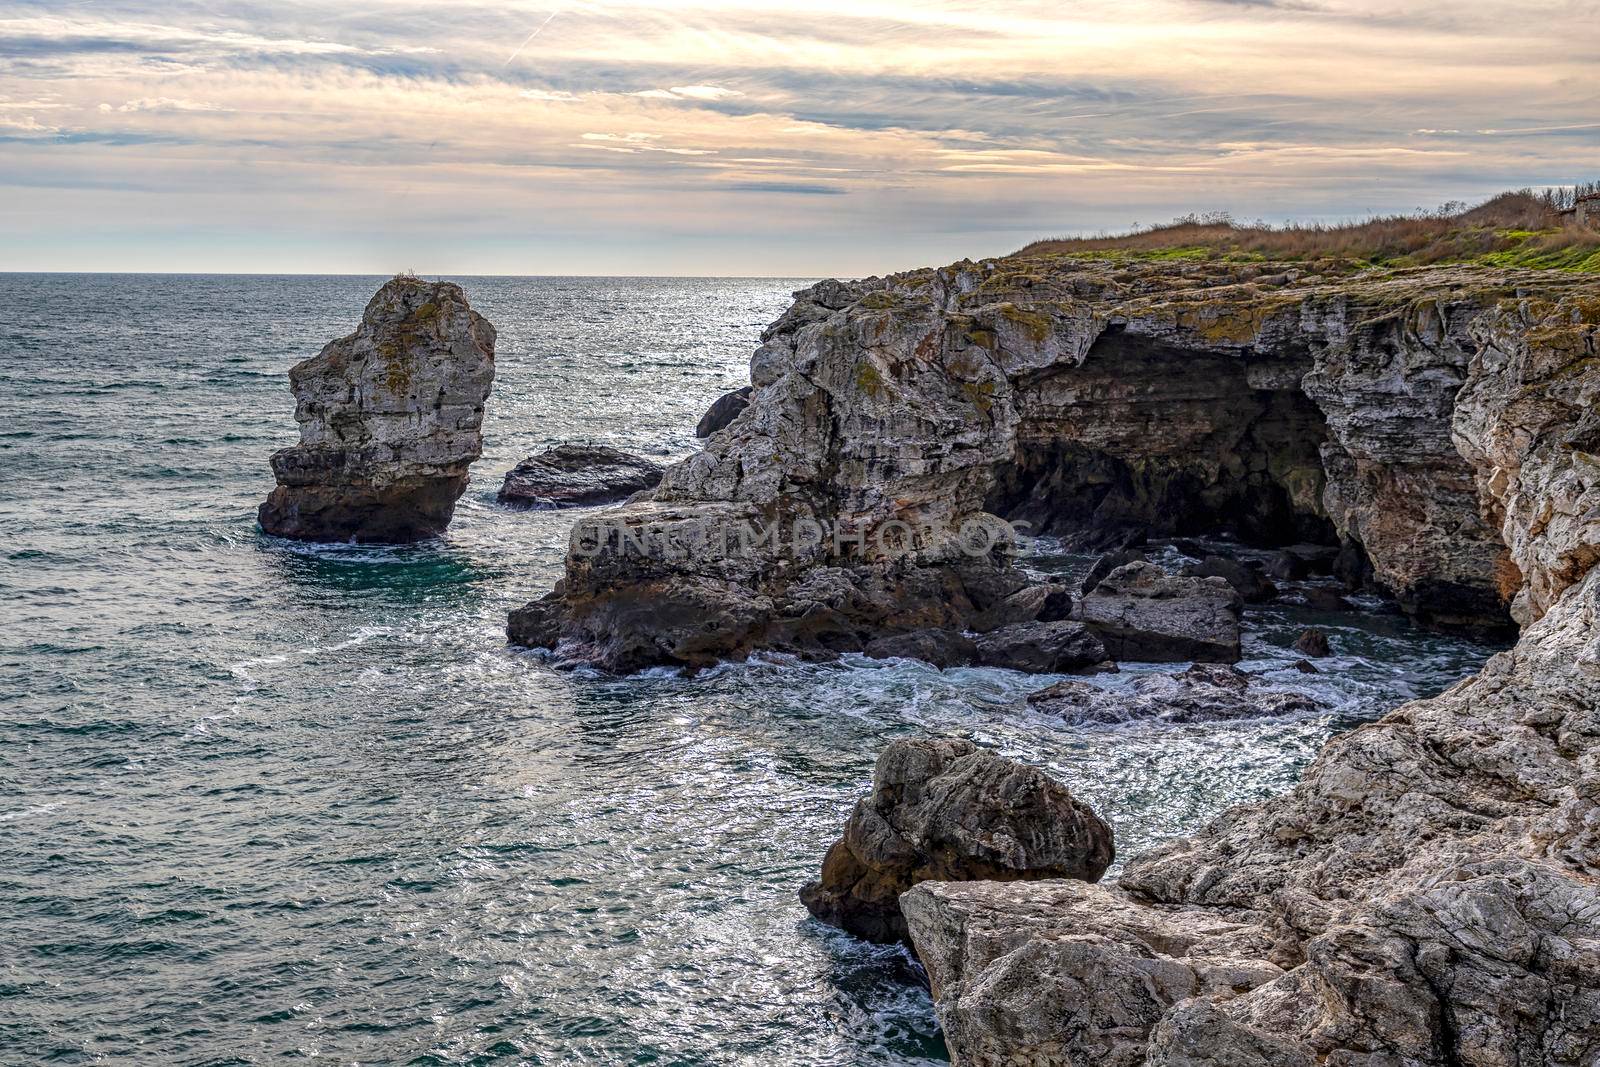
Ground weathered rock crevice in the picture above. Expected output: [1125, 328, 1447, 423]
[987, 330, 1335, 550]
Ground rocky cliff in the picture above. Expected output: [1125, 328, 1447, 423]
[512, 257, 1597, 666]
[900, 277, 1600, 1064]
[259, 276, 496, 543]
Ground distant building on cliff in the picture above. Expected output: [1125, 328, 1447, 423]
[1559, 191, 1600, 227]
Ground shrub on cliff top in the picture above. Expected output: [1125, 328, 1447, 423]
[1017, 186, 1600, 272]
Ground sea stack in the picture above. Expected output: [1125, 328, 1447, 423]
[258, 276, 496, 543]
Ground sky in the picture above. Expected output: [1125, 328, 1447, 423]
[2, 0, 1597, 276]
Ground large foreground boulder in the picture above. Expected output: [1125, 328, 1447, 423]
[497, 443, 663, 508]
[258, 276, 496, 543]
[800, 738, 1113, 944]
[1029, 663, 1322, 725]
[1074, 561, 1243, 662]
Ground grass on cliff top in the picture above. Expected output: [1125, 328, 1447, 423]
[1016, 189, 1600, 273]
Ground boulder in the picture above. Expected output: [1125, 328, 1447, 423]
[498, 443, 664, 508]
[1290, 627, 1331, 657]
[1028, 663, 1322, 725]
[970, 581, 1075, 631]
[863, 628, 978, 668]
[1074, 561, 1243, 663]
[800, 738, 1113, 944]
[1293, 585, 1353, 612]
[1265, 543, 1339, 581]
[694, 386, 752, 437]
[1180, 555, 1276, 603]
[506, 592, 565, 649]
[973, 621, 1112, 674]
[258, 277, 496, 542]
[1081, 548, 1146, 595]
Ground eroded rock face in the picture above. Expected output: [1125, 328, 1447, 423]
[903, 298, 1600, 1064]
[694, 386, 752, 438]
[513, 260, 1595, 668]
[800, 738, 1113, 944]
[1073, 562, 1243, 663]
[259, 277, 496, 543]
[1028, 663, 1322, 725]
[497, 444, 663, 509]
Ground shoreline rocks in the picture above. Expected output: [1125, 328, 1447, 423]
[258, 276, 496, 543]
[901, 282, 1600, 1064]
[497, 443, 664, 509]
[1074, 561, 1243, 663]
[511, 257, 1594, 670]
[800, 738, 1113, 944]
[1028, 663, 1323, 725]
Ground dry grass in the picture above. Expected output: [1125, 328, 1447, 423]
[1016, 188, 1600, 272]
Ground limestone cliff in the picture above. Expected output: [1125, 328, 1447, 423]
[512, 257, 1597, 665]
[259, 277, 496, 543]
[900, 282, 1600, 1065]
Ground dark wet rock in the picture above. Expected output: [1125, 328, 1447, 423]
[694, 386, 753, 438]
[498, 444, 664, 509]
[1291, 627, 1331, 657]
[970, 582, 1075, 632]
[1181, 555, 1276, 603]
[863, 628, 978, 668]
[1295, 585, 1353, 612]
[1081, 548, 1146, 595]
[506, 592, 565, 650]
[1332, 538, 1376, 591]
[1292, 658, 1320, 674]
[799, 737, 1113, 944]
[259, 277, 496, 543]
[973, 621, 1111, 674]
[1028, 663, 1322, 725]
[1074, 561, 1242, 663]
[1265, 543, 1339, 581]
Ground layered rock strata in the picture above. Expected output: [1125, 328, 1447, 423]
[902, 288, 1600, 1065]
[800, 738, 1113, 944]
[259, 277, 496, 543]
[513, 259, 1598, 667]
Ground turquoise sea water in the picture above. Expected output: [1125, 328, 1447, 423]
[0, 274, 1495, 1065]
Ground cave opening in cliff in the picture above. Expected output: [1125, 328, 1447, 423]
[985, 328, 1339, 551]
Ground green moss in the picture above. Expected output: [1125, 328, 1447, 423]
[998, 303, 1053, 344]
[858, 291, 899, 310]
[856, 362, 886, 397]
[966, 328, 997, 350]
[960, 380, 996, 413]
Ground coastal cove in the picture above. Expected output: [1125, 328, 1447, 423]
[0, 273, 1507, 1064]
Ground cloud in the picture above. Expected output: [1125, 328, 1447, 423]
[99, 96, 227, 113]
[723, 180, 846, 195]
[633, 85, 744, 102]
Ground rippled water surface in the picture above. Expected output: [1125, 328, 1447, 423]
[0, 274, 1497, 1065]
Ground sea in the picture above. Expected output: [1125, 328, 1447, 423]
[0, 274, 1496, 1065]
